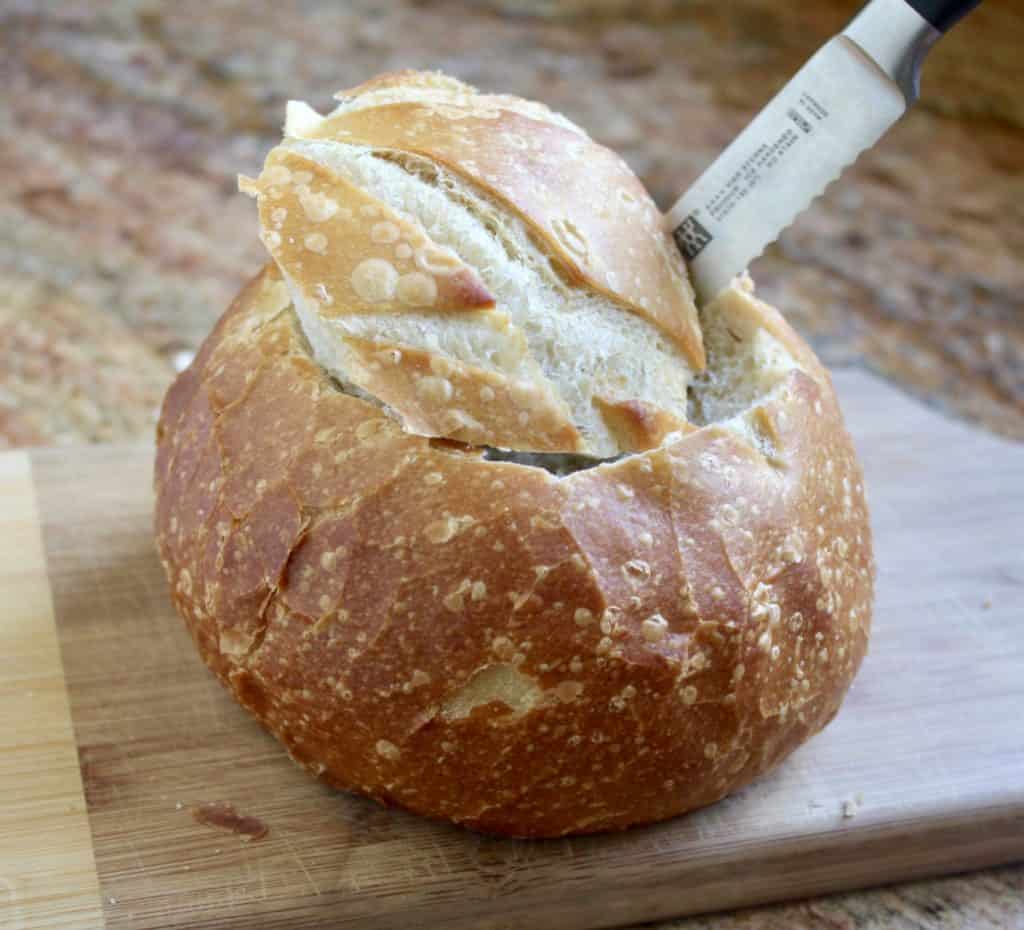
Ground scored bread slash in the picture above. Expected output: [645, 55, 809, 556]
[336, 335, 585, 453]
[293, 90, 705, 369]
[240, 150, 495, 316]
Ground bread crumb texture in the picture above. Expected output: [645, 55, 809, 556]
[156, 72, 874, 838]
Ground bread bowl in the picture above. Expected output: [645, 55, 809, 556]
[154, 71, 873, 837]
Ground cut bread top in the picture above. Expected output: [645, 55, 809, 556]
[241, 70, 706, 456]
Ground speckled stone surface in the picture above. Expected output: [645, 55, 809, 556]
[0, 1, 1020, 924]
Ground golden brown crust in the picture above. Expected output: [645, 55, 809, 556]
[594, 395, 694, 452]
[713, 274, 830, 384]
[334, 70, 473, 102]
[302, 100, 704, 368]
[336, 334, 584, 452]
[155, 265, 874, 838]
[241, 150, 494, 316]
[332, 69, 588, 134]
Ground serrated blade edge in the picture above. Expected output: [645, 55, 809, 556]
[666, 36, 906, 305]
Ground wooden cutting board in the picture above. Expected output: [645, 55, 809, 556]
[2, 369, 1023, 930]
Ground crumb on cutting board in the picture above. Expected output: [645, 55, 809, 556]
[841, 794, 865, 820]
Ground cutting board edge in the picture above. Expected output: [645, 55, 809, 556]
[384, 800, 1024, 930]
[0, 450, 105, 930]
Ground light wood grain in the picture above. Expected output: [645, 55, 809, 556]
[10, 370, 1024, 929]
[0, 452, 104, 930]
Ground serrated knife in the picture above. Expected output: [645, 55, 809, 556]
[666, 0, 982, 304]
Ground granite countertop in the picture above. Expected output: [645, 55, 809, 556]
[1, 1, 1021, 926]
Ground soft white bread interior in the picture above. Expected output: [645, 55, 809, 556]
[240, 71, 702, 457]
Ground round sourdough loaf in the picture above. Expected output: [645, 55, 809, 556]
[155, 71, 873, 837]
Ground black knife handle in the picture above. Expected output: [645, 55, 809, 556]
[902, 0, 982, 32]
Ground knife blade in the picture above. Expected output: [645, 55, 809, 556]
[665, 0, 982, 305]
